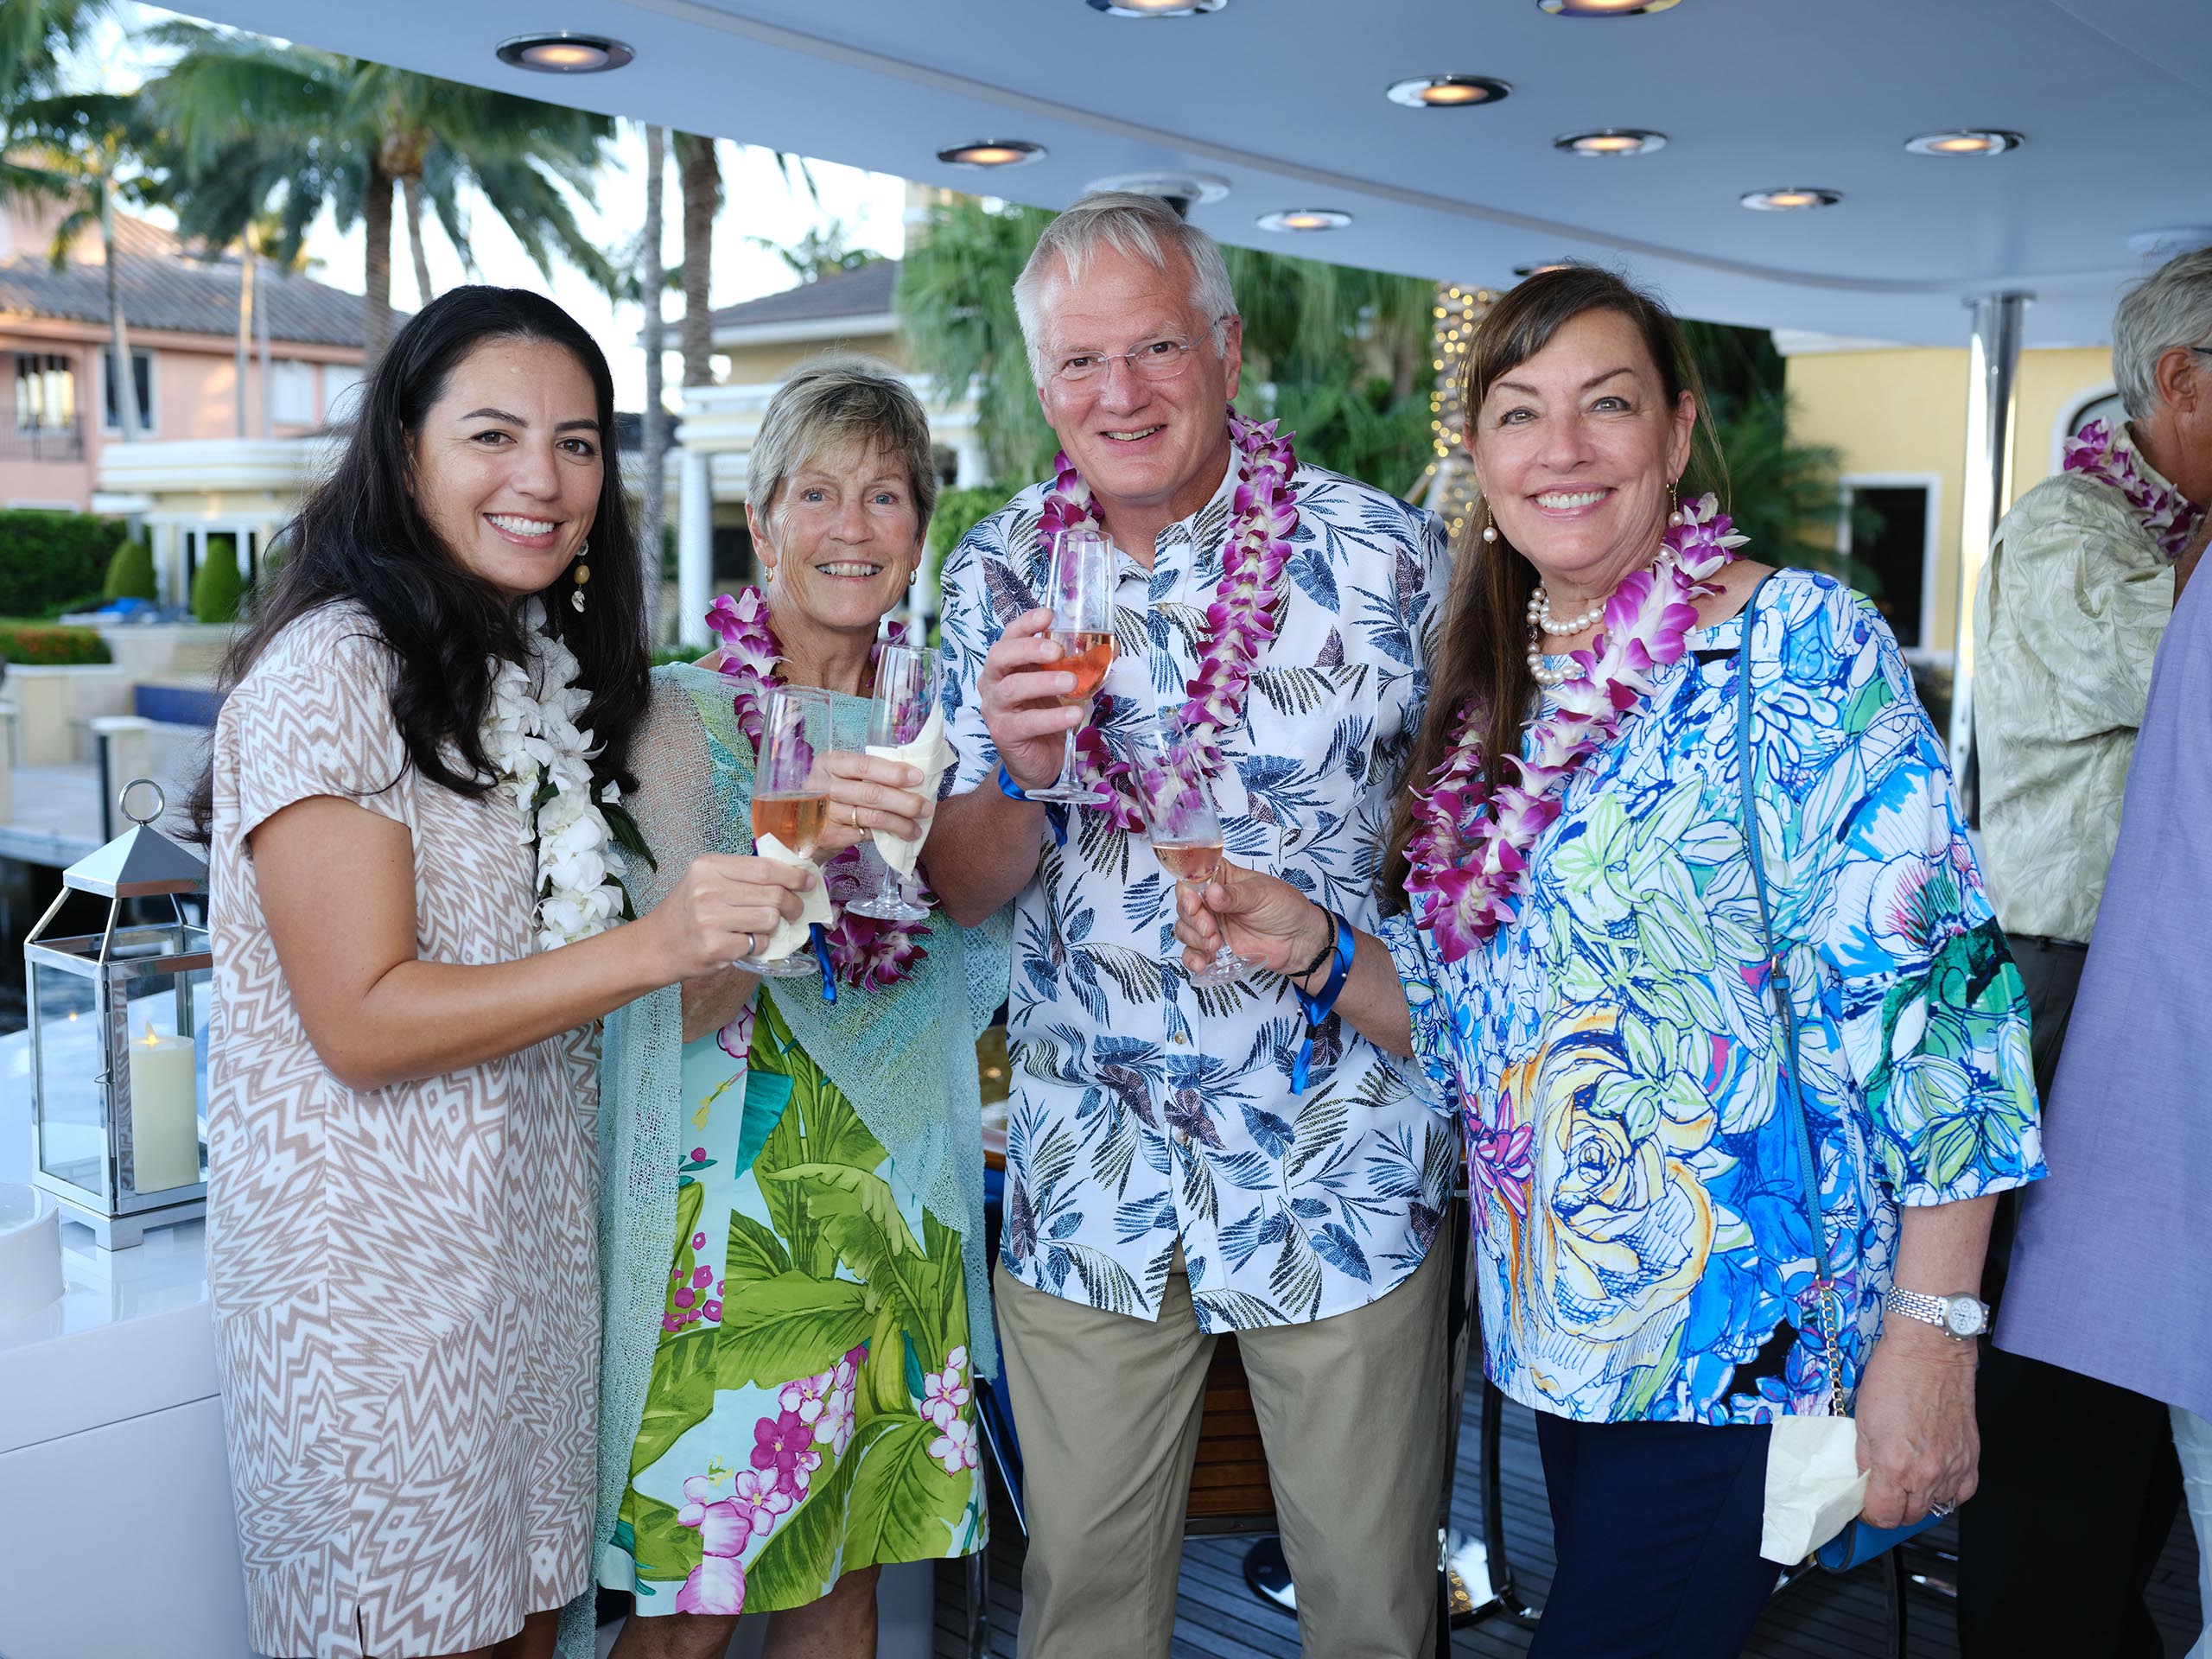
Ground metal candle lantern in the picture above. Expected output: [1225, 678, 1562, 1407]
[25, 779, 212, 1249]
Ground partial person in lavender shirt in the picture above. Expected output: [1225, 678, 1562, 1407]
[1994, 526, 2212, 1659]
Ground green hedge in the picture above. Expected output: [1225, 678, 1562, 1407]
[925, 484, 1007, 597]
[0, 619, 112, 666]
[104, 537, 158, 602]
[0, 510, 128, 617]
[191, 543, 246, 624]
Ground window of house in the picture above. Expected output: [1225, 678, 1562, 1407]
[270, 359, 318, 425]
[1838, 478, 1936, 653]
[13, 353, 77, 431]
[323, 366, 365, 424]
[101, 348, 155, 433]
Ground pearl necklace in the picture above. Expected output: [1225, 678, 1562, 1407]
[1530, 586, 1606, 637]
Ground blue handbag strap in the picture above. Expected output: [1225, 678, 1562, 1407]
[1732, 575, 1836, 1300]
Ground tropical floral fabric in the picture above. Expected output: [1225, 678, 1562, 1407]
[603, 995, 985, 1618]
[938, 452, 1457, 1331]
[1377, 569, 2044, 1425]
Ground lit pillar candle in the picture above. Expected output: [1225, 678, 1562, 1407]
[125, 1023, 200, 1192]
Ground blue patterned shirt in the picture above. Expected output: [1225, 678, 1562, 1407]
[1378, 570, 2044, 1423]
[938, 451, 1454, 1330]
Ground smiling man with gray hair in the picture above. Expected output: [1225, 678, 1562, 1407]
[921, 191, 1454, 1658]
[1959, 245, 2212, 1656]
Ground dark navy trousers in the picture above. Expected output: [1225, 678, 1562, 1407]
[1529, 1414, 1779, 1659]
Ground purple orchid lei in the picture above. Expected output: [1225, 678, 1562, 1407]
[1405, 494, 1748, 961]
[702, 585, 929, 991]
[2062, 417, 2204, 561]
[1038, 407, 1301, 829]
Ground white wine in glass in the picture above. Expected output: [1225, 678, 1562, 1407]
[737, 685, 831, 977]
[1131, 716, 1256, 987]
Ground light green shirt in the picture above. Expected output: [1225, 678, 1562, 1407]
[1973, 425, 2177, 944]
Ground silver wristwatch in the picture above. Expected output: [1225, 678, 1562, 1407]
[1881, 1286, 1989, 1339]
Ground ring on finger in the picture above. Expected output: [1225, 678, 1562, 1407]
[1929, 1498, 1957, 1518]
[851, 801, 862, 828]
[741, 931, 757, 958]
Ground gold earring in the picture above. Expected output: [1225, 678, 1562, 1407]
[1479, 503, 1498, 545]
[570, 540, 590, 613]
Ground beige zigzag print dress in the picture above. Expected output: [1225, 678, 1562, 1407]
[207, 604, 597, 1658]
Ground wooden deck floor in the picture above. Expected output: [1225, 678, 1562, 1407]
[933, 1365, 2203, 1658]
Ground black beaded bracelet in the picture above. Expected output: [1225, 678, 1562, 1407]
[1287, 908, 1339, 982]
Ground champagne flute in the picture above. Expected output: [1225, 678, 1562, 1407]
[848, 640, 940, 922]
[737, 685, 830, 977]
[1024, 526, 1116, 803]
[1129, 716, 1258, 986]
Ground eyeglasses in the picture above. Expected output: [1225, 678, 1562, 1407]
[1047, 316, 1230, 386]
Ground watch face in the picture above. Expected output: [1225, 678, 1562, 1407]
[1944, 1300, 1987, 1338]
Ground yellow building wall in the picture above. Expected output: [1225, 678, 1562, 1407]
[1783, 345, 2113, 653]
[717, 330, 904, 387]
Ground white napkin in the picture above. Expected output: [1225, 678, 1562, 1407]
[1760, 1414, 1867, 1564]
[748, 833, 833, 963]
[864, 704, 956, 881]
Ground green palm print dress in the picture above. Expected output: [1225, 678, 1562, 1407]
[602, 993, 988, 1617]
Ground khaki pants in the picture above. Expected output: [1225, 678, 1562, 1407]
[995, 1238, 1452, 1659]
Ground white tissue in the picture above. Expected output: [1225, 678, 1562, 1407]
[749, 832, 833, 962]
[1760, 1414, 1867, 1564]
[864, 704, 956, 881]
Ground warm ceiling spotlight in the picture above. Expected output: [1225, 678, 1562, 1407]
[1905, 129, 2024, 157]
[1555, 128, 1667, 156]
[1086, 0, 1226, 14]
[937, 140, 1046, 169]
[1740, 187, 1842, 212]
[1539, 0, 1683, 15]
[1386, 75, 1513, 109]
[494, 32, 633, 73]
[1258, 208, 1352, 232]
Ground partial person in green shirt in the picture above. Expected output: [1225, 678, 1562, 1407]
[1959, 244, 2212, 1659]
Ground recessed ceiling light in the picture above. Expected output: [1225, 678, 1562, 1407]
[937, 140, 1046, 169]
[1513, 262, 1577, 276]
[1539, 0, 1682, 15]
[1386, 75, 1513, 109]
[1554, 129, 1667, 156]
[1087, 171, 1232, 205]
[1905, 129, 2024, 158]
[495, 32, 633, 73]
[1086, 0, 1225, 14]
[1258, 208, 1352, 232]
[1741, 187, 1842, 212]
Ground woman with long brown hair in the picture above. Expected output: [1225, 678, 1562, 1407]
[1174, 265, 2043, 1655]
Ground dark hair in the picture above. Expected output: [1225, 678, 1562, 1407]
[1382, 264, 1725, 905]
[189, 286, 648, 839]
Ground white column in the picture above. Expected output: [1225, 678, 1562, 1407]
[954, 439, 988, 490]
[677, 447, 715, 649]
[1948, 290, 2031, 778]
[0, 701, 16, 826]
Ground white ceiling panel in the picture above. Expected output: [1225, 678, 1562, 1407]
[175, 0, 2212, 346]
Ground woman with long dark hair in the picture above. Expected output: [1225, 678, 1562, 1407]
[1174, 266, 2043, 1656]
[197, 287, 817, 1659]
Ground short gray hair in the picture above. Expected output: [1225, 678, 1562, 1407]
[2113, 246, 2212, 421]
[1013, 191, 1238, 383]
[747, 353, 938, 533]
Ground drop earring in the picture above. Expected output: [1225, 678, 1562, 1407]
[1479, 503, 1498, 545]
[1667, 484, 1683, 529]
[570, 541, 590, 613]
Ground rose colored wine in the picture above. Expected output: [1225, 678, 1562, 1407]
[1053, 631, 1116, 702]
[1152, 839, 1224, 885]
[752, 793, 827, 858]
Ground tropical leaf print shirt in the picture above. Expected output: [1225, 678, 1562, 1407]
[938, 454, 1455, 1331]
[1376, 570, 2044, 1425]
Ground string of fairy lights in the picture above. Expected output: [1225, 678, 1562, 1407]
[1414, 283, 1497, 545]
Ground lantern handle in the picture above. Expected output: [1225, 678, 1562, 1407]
[118, 778, 165, 828]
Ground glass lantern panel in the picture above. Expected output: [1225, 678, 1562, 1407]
[118, 960, 211, 1196]
[31, 959, 105, 1198]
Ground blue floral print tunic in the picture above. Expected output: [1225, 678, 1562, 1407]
[940, 452, 1456, 1332]
[1377, 569, 2044, 1425]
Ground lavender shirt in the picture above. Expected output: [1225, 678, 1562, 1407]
[1995, 564, 2212, 1421]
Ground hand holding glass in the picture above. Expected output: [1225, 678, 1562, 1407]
[1131, 721, 1259, 986]
[1024, 527, 1116, 804]
[738, 685, 830, 977]
[848, 641, 939, 922]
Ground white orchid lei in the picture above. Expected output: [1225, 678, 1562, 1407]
[2062, 417, 2203, 560]
[1038, 406, 1300, 830]
[480, 598, 650, 951]
[1405, 494, 1746, 961]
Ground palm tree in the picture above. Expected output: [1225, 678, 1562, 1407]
[6, 89, 167, 442]
[144, 21, 619, 369]
[674, 131, 721, 394]
[637, 123, 668, 641]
